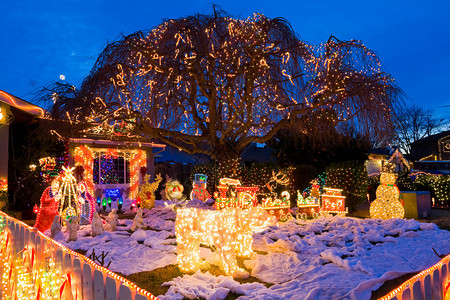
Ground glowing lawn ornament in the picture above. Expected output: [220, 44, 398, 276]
[34, 186, 59, 232]
[370, 172, 405, 219]
[190, 173, 211, 202]
[57, 166, 80, 218]
[214, 178, 259, 209]
[320, 188, 347, 217]
[175, 207, 277, 278]
[296, 191, 320, 219]
[137, 174, 162, 209]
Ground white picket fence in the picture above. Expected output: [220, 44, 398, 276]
[0, 211, 158, 300]
[377, 253, 450, 300]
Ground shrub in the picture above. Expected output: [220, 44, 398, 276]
[325, 161, 368, 212]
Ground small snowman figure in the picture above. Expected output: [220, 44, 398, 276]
[131, 208, 145, 231]
[91, 211, 104, 236]
[370, 172, 405, 220]
[50, 215, 62, 239]
[106, 208, 118, 231]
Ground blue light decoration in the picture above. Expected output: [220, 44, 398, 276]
[97, 197, 101, 207]
[105, 188, 121, 199]
[118, 197, 123, 212]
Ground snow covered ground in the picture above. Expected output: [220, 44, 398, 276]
[46, 201, 450, 300]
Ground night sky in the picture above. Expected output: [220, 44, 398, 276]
[1, 0, 449, 116]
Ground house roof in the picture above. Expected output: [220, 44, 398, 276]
[0, 90, 44, 117]
[369, 147, 394, 156]
[68, 138, 166, 149]
[410, 130, 450, 146]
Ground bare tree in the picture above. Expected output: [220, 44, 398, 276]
[394, 104, 447, 156]
[38, 9, 403, 160]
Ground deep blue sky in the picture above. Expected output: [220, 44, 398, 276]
[1, 0, 449, 115]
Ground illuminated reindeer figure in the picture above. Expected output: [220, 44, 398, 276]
[259, 171, 290, 204]
[258, 171, 292, 220]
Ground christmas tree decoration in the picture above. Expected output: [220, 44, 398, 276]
[175, 207, 277, 278]
[137, 174, 162, 209]
[370, 172, 405, 220]
[56, 166, 80, 220]
[190, 174, 211, 202]
[320, 188, 347, 217]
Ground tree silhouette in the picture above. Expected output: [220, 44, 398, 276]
[39, 9, 402, 160]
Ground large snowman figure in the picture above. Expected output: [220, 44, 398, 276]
[370, 172, 404, 219]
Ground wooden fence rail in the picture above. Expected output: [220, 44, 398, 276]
[0, 211, 158, 300]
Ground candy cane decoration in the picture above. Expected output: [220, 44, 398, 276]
[129, 150, 146, 200]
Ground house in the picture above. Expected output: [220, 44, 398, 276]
[410, 130, 450, 161]
[68, 138, 165, 200]
[1, 89, 167, 207]
[0, 90, 45, 208]
[366, 147, 410, 175]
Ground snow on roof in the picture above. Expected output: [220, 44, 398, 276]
[0, 90, 44, 117]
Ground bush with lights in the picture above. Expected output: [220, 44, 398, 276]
[325, 161, 368, 212]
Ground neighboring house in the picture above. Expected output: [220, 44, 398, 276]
[366, 147, 410, 175]
[410, 130, 450, 161]
[1, 89, 167, 204]
[0, 90, 45, 208]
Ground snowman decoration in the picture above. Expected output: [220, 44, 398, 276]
[370, 172, 404, 219]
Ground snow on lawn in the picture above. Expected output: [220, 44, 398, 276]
[45, 201, 450, 300]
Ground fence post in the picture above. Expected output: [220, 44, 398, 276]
[73, 258, 83, 298]
[83, 263, 94, 300]
[135, 294, 148, 300]
[64, 252, 73, 273]
[401, 288, 411, 300]
[24, 227, 30, 248]
[433, 269, 442, 300]
[105, 276, 118, 300]
[118, 284, 133, 300]
[94, 269, 106, 300]
[56, 248, 64, 269]
[412, 280, 423, 300]
[423, 274, 432, 300]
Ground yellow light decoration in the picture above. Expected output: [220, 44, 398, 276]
[0, 179, 7, 192]
[370, 172, 405, 220]
[129, 149, 147, 200]
[214, 178, 259, 210]
[0, 212, 159, 300]
[137, 173, 162, 209]
[57, 166, 80, 218]
[320, 188, 347, 217]
[73, 146, 95, 197]
[175, 207, 277, 278]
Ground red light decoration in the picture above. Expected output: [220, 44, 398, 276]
[34, 187, 59, 232]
